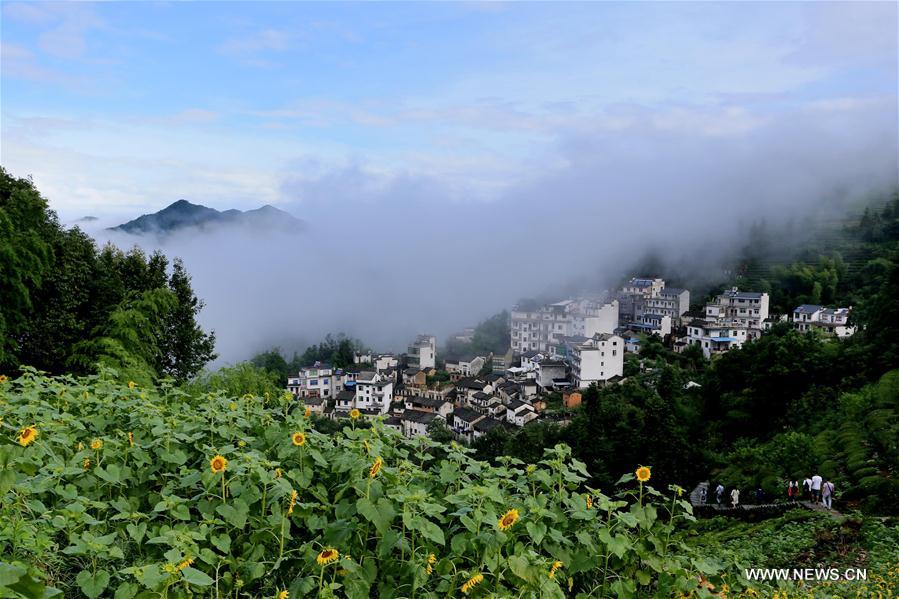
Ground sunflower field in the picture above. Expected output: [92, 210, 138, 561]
[0, 368, 731, 598]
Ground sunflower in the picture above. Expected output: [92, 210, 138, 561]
[274, 468, 282, 479]
[349, 408, 361, 420]
[83, 458, 91, 470]
[635, 466, 651, 482]
[291, 432, 306, 446]
[228, 402, 237, 411]
[17, 426, 37, 447]
[316, 548, 339, 566]
[90, 438, 103, 450]
[210, 455, 228, 474]
[304, 407, 311, 418]
[0, 375, 8, 384]
[426, 553, 437, 575]
[176, 557, 194, 571]
[128, 381, 137, 389]
[128, 431, 134, 448]
[549, 560, 563, 580]
[497, 508, 520, 531]
[461, 573, 484, 594]
[278, 591, 289, 599]
[287, 489, 298, 515]
[369, 457, 383, 478]
[585, 494, 593, 509]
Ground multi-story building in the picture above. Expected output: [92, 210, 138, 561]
[446, 355, 486, 377]
[617, 277, 666, 323]
[792, 305, 855, 337]
[511, 298, 618, 353]
[685, 320, 749, 358]
[353, 371, 393, 415]
[644, 287, 691, 323]
[705, 288, 769, 330]
[492, 347, 515, 373]
[407, 334, 436, 369]
[556, 333, 624, 388]
[287, 362, 337, 399]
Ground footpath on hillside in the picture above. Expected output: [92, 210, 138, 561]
[690, 482, 844, 518]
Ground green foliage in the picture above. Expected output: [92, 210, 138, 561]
[444, 311, 511, 361]
[0, 169, 216, 382]
[2, 372, 722, 599]
[187, 363, 283, 399]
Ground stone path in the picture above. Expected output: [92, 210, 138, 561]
[689, 482, 843, 517]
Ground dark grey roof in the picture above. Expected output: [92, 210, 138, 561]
[472, 391, 490, 400]
[304, 396, 325, 406]
[384, 416, 403, 426]
[473, 417, 506, 433]
[452, 408, 483, 423]
[404, 367, 420, 375]
[507, 399, 527, 411]
[457, 378, 487, 390]
[660, 287, 686, 295]
[406, 396, 445, 408]
[403, 410, 438, 424]
[336, 390, 355, 401]
[794, 304, 824, 313]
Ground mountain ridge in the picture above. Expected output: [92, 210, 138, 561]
[109, 199, 304, 235]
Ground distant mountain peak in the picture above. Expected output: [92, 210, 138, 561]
[109, 201, 304, 235]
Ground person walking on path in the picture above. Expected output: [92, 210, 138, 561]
[755, 487, 764, 504]
[700, 487, 707, 504]
[811, 474, 823, 503]
[715, 483, 724, 505]
[788, 480, 798, 502]
[822, 480, 835, 510]
[731, 487, 740, 507]
[803, 477, 812, 500]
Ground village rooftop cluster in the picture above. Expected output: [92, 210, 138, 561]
[286, 278, 855, 442]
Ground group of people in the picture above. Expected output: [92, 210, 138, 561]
[698, 476, 836, 510]
[789, 475, 837, 509]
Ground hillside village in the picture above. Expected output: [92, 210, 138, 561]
[286, 277, 856, 442]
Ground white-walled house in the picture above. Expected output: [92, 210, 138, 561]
[557, 333, 624, 388]
[505, 399, 538, 426]
[354, 371, 393, 415]
[287, 362, 338, 399]
[792, 305, 855, 337]
[705, 288, 769, 329]
[450, 408, 485, 443]
[645, 287, 691, 323]
[686, 320, 749, 358]
[407, 334, 436, 369]
[511, 298, 618, 353]
[402, 410, 440, 438]
[446, 355, 486, 377]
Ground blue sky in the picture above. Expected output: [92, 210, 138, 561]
[1, 1, 896, 220]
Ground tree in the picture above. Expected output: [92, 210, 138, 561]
[159, 259, 217, 381]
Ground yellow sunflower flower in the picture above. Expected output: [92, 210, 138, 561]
[287, 489, 298, 515]
[426, 553, 437, 575]
[585, 494, 593, 509]
[128, 431, 134, 447]
[0, 375, 8, 384]
[497, 508, 520, 531]
[83, 458, 91, 470]
[17, 426, 37, 447]
[90, 438, 103, 450]
[304, 407, 311, 418]
[278, 591, 289, 599]
[275, 468, 282, 479]
[176, 557, 194, 571]
[349, 408, 361, 420]
[636, 466, 651, 482]
[461, 573, 484, 594]
[128, 381, 137, 389]
[316, 548, 339, 566]
[210, 455, 228, 474]
[549, 560, 563, 579]
[291, 432, 306, 446]
[369, 457, 383, 478]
